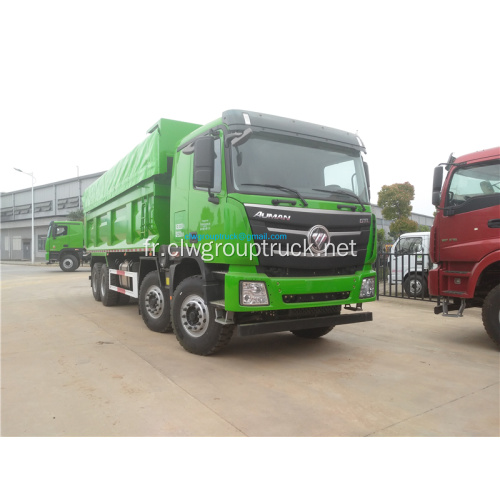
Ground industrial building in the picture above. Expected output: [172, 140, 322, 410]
[1, 173, 103, 261]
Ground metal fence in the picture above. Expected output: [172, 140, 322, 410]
[375, 251, 434, 301]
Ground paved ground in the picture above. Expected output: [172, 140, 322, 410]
[1, 263, 498, 436]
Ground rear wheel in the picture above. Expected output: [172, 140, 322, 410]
[91, 263, 103, 301]
[139, 271, 171, 332]
[60, 254, 79, 272]
[482, 284, 500, 347]
[100, 264, 119, 307]
[172, 275, 233, 355]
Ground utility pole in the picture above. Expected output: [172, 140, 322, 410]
[13, 168, 35, 263]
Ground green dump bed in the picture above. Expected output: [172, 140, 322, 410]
[83, 118, 200, 254]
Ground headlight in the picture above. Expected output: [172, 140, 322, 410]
[360, 277, 375, 298]
[240, 281, 269, 306]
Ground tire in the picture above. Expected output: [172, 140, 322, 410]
[60, 254, 79, 272]
[482, 284, 500, 347]
[292, 326, 333, 338]
[100, 264, 119, 307]
[139, 271, 171, 332]
[118, 293, 131, 305]
[172, 275, 233, 355]
[404, 274, 427, 297]
[91, 263, 103, 301]
[291, 305, 340, 338]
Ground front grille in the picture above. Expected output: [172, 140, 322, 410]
[257, 265, 363, 277]
[282, 291, 350, 303]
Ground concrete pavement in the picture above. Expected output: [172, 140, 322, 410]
[1, 263, 498, 436]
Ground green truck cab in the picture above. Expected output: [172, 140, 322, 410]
[46, 220, 87, 271]
[84, 110, 377, 355]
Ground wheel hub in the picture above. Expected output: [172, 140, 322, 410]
[181, 294, 209, 337]
[145, 286, 164, 318]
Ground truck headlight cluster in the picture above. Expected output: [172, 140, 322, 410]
[359, 277, 375, 298]
[240, 281, 269, 306]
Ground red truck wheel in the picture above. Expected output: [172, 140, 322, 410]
[482, 284, 500, 347]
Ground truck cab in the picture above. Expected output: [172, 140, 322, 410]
[429, 147, 500, 346]
[46, 221, 87, 271]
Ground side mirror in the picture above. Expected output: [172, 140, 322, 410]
[432, 166, 443, 206]
[193, 136, 215, 189]
[363, 161, 371, 199]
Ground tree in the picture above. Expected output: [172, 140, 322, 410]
[389, 217, 418, 238]
[377, 182, 415, 221]
[377, 228, 392, 251]
[67, 208, 84, 221]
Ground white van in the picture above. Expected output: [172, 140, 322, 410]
[389, 232, 431, 297]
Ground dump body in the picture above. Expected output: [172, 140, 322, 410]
[84, 119, 201, 253]
[84, 110, 377, 355]
[429, 147, 500, 346]
[45, 220, 86, 271]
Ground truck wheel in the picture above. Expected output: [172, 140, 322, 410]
[139, 271, 171, 332]
[172, 275, 233, 355]
[91, 263, 103, 301]
[100, 264, 119, 307]
[482, 284, 500, 347]
[60, 254, 79, 272]
[292, 326, 333, 338]
[404, 275, 427, 297]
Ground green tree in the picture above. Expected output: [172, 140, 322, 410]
[377, 228, 392, 251]
[377, 182, 415, 221]
[67, 208, 84, 221]
[389, 217, 418, 238]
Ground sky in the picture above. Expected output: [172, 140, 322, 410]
[1, 0, 499, 218]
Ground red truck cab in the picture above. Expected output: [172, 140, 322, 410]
[429, 147, 500, 347]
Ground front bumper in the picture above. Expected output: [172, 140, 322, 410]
[224, 269, 377, 312]
[236, 310, 373, 336]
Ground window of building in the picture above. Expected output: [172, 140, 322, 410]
[38, 235, 47, 251]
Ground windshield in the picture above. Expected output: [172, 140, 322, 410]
[447, 163, 500, 205]
[230, 132, 369, 204]
[395, 237, 423, 254]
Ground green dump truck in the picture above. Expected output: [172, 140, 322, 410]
[84, 110, 377, 355]
[46, 220, 88, 271]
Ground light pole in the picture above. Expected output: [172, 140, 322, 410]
[13, 168, 35, 264]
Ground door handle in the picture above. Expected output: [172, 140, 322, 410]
[487, 219, 500, 228]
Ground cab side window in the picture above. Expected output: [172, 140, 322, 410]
[55, 225, 68, 237]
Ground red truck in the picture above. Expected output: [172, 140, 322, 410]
[429, 147, 500, 347]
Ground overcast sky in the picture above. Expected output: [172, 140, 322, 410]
[1, 0, 498, 217]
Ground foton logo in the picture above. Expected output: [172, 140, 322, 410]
[254, 211, 291, 221]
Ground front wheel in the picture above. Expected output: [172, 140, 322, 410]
[139, 271, 171, 332]
[172, 275, 233, 355]
[404, 274, 427, 297]
[60, 254, 79, 272]
[482, 284, 500, 347]
[292, 326, 333, 338]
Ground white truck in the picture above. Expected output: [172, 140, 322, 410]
[389, 232, 431, 297]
